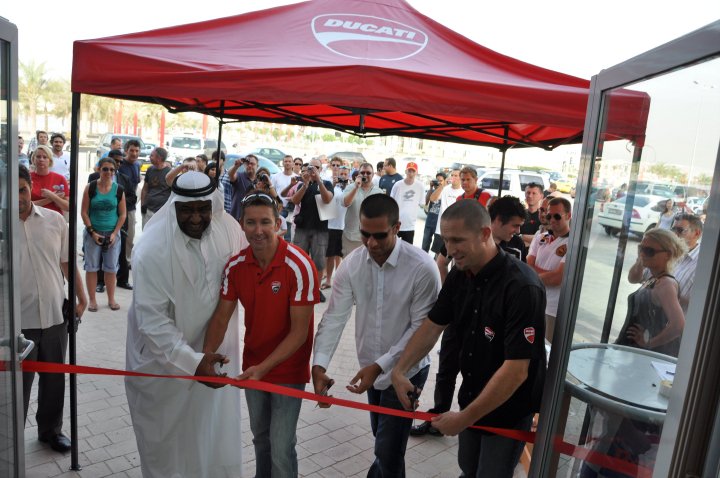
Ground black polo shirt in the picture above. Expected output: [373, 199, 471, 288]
[520, 209, 540, 236]
[439, 235, 527, 262]
[294, 179, 333, 231]
[428, 248, 546, 427]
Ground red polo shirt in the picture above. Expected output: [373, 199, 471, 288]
[220, 238, 319, 383]
[30, 171, 69, 214]
[457, 187, 492, 207]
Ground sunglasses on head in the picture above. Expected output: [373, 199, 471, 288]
[546, 213, 564, 221]
[360, 229, 392, 240]
[241, 192, 275, 206]
[101, 167, 115, 173]
[638, 245, 666, 257]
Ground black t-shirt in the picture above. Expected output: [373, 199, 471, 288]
[379, 173, 403, 195]
[428, 248, 546, 427]
[520, 209, 541, 236]
[295, 180, 334, 231]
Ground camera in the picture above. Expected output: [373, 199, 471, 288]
[338, 178, 348, 185]
[257, 173, 270, 184]
[361, 177, 368, 183]
[431, 179, 440, 187]
[100, 235, 111, 252]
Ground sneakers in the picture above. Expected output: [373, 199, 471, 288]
[409, 421, 442, 437]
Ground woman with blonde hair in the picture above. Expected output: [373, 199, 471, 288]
[29, 144, 69, 213]
[616, 227, 687, 356]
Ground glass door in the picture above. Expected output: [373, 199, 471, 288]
[531, 22, 720, 478]
[0, 18, 24, 478]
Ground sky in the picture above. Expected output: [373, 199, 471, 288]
[3, 0, 718, 81]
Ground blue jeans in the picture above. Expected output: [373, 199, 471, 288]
[366, 365, 429, 478]
[457, 414, 533, 477]
[245, 384, 305, 478]
[422, 213, 439, 252]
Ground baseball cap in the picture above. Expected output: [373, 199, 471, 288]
[406, 162, 418, 171]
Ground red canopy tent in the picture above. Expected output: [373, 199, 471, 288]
[71, 0, 647, 150]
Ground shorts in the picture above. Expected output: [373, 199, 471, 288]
[293, 228, 329, 271]
[430, 233, 444, 254]
[326, 229, 344, 257]
[342, 235, 363, 257]
[83, 229, 122, 273]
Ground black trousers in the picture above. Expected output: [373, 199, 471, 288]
[397, 230, 415, 245]
[429, 320, 460, 414]
[22, 322, 68, 438]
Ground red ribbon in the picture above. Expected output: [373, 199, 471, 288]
[16, 360, 651, 477]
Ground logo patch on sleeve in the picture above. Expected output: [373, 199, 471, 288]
[524, 327, 535, 344]
[271, 281, 281, 294]
[484, 326, 495, 341]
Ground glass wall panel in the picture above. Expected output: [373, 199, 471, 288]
[552, 56, 720, 477]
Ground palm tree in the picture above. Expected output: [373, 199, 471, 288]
[81, 95, 114, 134]
[19, 60, 50, 131]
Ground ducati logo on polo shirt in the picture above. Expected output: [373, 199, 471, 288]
[484, 326, 495, 341]
[524, 327, 535, 344]
[271, 281, 281, 294]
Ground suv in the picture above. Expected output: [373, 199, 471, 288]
[167, 135, 203, 164]
[478, 169, 549, 198]
[203, 138, 227, 159]
[96, 133, 151, 160]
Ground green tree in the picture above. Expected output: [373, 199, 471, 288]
[19, 60, 50, 131]
[45, 79, 72, 130]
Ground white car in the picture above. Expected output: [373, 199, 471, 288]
[597, 194, 669, 237]
[478, 169, 549, 198]
[685, 196, 707, 214]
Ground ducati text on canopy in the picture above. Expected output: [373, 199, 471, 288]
[312, 14, 429, 61]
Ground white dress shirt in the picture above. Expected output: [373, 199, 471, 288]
[19, 205, 68, 330]
[313, 239, 441, 389]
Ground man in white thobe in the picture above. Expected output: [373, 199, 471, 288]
[125, 172, 247, 478]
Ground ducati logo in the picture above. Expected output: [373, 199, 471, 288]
[271, 281, 281, 294]
[311, 14, 429, 61]
[524, 327, 535, 344]
[484, 326, 495, 341]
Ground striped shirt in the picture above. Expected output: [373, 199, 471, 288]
[221, 237, 319, 383]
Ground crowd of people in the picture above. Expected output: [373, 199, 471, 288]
[16, 136, 705, 476]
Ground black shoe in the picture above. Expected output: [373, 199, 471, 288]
[319, 291, 326, 303]
[96, 284, 106, 293]
[39, 433, 71, 453]
[117, 282, 133, 290]
[410, 421, 443, 437]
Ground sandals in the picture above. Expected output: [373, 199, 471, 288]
[320, 283, 332, 290]
[88, 303, 98, 312]
[109, 303, 121, 311]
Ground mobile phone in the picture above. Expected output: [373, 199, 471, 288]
[407, 386, 420, 411]
[315, 381, 334, 408]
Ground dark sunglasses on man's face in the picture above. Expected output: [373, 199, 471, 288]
[101, 167, 115, 173]
[546, 213, 564, 221]
[359, 171, 373, 176]
[360, 229, 391, 240]
[672, 226, 689, 235]
[638, 245, 666, 257]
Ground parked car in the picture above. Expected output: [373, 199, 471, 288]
[327, 151, 366, 165]
[478, 169, 549, 198]
[204, 138, 227, 158]
[249, 147, 287, 165]
[96, 133, 150, 160]
[597, 194, 669, 237]
[167, 134, 204, 164]
[554, 177, 576, 193]
[685, 196, 707, 214]
[225, 153, 280, 175]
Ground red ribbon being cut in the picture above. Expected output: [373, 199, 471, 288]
[17, 360, 651, 477]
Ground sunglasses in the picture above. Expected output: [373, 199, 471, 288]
[672, 226, 689, 235]
[294, 162, 303, 166]
[638, 245, 667, 257]
[545, 213, 564, 221]
[360, 229, 392, 240]
[101, 167, 115, 173]
[241, 192, 275, 205]
[359, 171, 373, 176]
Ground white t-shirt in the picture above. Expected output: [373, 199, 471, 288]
[435, 186, 464, 234]
[271, 171, 295, 207]
[328, 184, 348, 230]
[50, 152, 71, 180]
[391, 180, 425, 231]
[528, 231, 569, 316]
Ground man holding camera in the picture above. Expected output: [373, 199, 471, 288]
[323, 164, 350, 289]
[228, 153, 258, 220]
[342, 162, 383, 255]
[291, 158, 334, 301]
[272, 155, 296, 240]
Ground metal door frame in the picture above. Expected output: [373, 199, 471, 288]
[0, 15, 25, 478]
[530, 20, 720, 478]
